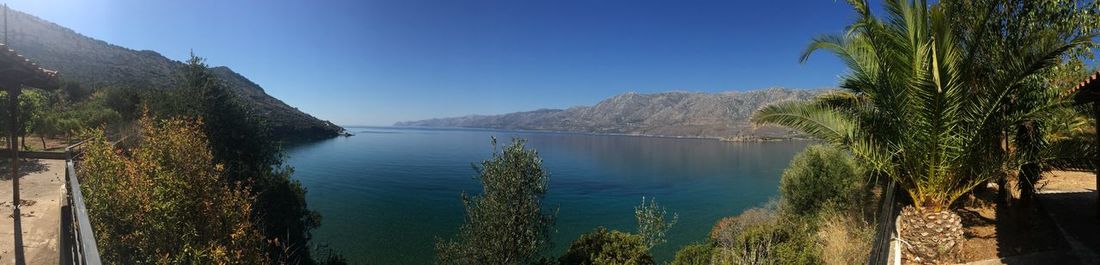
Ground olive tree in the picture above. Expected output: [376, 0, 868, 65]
[436, 137, 556, 265]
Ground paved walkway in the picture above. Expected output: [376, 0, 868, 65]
[1035, 171, 1098, 264]
[0, 159, 63, 265]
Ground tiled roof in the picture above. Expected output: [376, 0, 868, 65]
[0, 42, 58, 89]
[1069, 70, 1100, 94]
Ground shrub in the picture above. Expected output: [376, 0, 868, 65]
[710, 205, 777, 248]
[80, 115, 267, 263]
[559, 227, 654, 265]
[635, 197, 678, 249]
[670, 242, 713, 265]
[159, 55, 323, 263]
[770, 221, 819, 265]
[710, 206, 820, 265]
[778, 145, 864, 218]
[816, 210, 873, 265]
[436, 137, 556, 265]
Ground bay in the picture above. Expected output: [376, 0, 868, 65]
[286, 127, 809, 264]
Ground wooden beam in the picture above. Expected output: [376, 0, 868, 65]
[1095, 102, 1100, 221]
[8, 86, 22, 265]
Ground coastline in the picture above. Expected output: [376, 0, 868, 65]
[346, 125, 814, 142]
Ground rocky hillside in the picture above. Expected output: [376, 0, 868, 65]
[1, 8, 344, 140]
[396, 88, 827, 139]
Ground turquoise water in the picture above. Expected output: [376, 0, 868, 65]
[285, 127, 808, 264]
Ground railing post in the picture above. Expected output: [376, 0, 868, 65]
[61, 140, 102, 265]
[59, 163, 72, 265]
[868, 181, 899, 265]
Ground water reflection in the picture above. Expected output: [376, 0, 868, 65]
[286, 127, 808, 264]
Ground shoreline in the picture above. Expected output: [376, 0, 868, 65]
[346, 125, 814, 142]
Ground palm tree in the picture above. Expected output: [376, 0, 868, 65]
[943, 0, 1100, 206]
[751, 0, 1090, 263]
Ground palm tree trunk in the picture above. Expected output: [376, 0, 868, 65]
[1015, 121, 1041, 206]
[997, 124, 1013, 205]
[898, 206, 963, 264]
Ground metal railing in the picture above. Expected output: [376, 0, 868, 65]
[867, 181, 901, 265]
[60, 140, 102, 265]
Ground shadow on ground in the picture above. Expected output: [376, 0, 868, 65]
[0, 159, 47, 181]
[1033, 191, 1099, 264]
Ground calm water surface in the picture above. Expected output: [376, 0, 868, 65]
[286, 127, 808, 264]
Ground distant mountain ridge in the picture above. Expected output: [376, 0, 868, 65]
[1, 8, 344, 140]
[396, 88, 827, 139]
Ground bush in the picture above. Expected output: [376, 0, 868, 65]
[816, 210, 873, 265]
[710, 207, 819, 265]
[635, 197, 677, 249]
[670, 242, 713, 265]
[80, 115, 267, 263]
[155, 55, 324, 263]
[770, 222, 819, 265]
[436, 138, 556, 265]
[0, 89, 48, 140]
[710, 205, 777, 248]
[779, 145, 864, 218]
[59, 79, 92, 102]
[706, 146, 867, 265]
[559, 227, 654, 265]
[100, 86, 143, 120]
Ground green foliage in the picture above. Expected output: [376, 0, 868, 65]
[58, 55, 333, 262]
[0, 89, 48, 138]
[702, 147, 870, 264]
[669, 242, 713, 265]
[141, 54, 324, 264]
[311, 245, 350, 265]
[769, 222, 819, 265]
[80, 115, 268, 264]
[101, 86, 144, 121]
[436, 137, 556, 265]
[752, 0, 1095, 211]
[710, 207, 819, 265]
[779, 145, 864, 218]
[59, 79, 92, 102]
[634, 197, 678, 249]
[558, 227, 654, 265]
[28, 87, 121, 149]
[945, 0, 1100, 200]
[552, 196, 675, 265]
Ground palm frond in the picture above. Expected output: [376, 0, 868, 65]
[751, 101, 857, 146]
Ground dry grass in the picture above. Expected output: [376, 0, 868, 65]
[817, 211, 873, 265]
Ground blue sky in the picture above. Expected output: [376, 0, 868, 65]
[8, 0, 861, 125]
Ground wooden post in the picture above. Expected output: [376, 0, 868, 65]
[1095, 102, 1100, 222]
[8, 85, 24, 265]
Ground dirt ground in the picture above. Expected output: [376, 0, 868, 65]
[0, 159, 64, 265]
[1039, 171, 1097, 192]
[951, 184, 1069, 263]
[0, 137, 75, 152]
[949, 170, 1098, 264]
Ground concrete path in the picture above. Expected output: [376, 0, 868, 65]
[0, 159, 63, 265]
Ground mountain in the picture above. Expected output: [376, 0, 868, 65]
[396, 88, 827, 139]
[0, 8, 344, 140]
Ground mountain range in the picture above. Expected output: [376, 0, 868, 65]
[1, 8, 344, 140]
[396, 88, 827, 139]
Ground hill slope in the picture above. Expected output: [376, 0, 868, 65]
[1, 8, 344, 140]
[396, 88, 826, 139]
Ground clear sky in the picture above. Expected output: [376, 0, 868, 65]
[6, 0, 863, 126]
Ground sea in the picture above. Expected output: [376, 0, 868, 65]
[285, 127, 809, 264]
